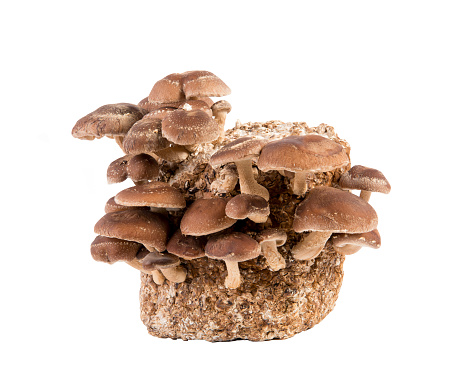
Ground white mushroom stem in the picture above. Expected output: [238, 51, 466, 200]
[224, 260, 241, 289]
[360, 190, 372, 202]
[151, 270, 166, 285]
[333, 243, 362, 255]
[292, 172, 308, 196]
[160, 266, 187, 283]
[235, 159, 270, 201]
[125, 259, 152, 275]
[291, 231, 332, 261]
[261, 242, 286, 271]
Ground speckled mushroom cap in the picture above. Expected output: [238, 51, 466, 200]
[180, 198, 236, 236]
[104, 196, 139, 214]
[205, 232, 261, 262]
[339, 165, 391, 194]
[211, 100, 232, 115]
[210, 136, 267, 166]
[123, 115, 170, 155]
[72, 103, 147, 140]
[178, 100, 212, 116]
[181, 71, 231, 99]
[257, 134, 349, 173]
[94, 208, 169, 252]
[148, 73, 185, 104]
[330, 229, 381, 249]
[161, 109, 219, 145]
[126, 154, 160, 183]
[167, 229, 205, 260]
[142, 252, 181, 271]
[114, 182, 185, 209]
[107, 155, 131, 184]
[293, 186, 378, 233]
[225, 194, 269, 220]
[90, 235, 142, 264]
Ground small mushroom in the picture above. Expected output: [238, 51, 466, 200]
[211, 100, 231, 141]
[167, 229, 205, 260]
[107, 155, 131, 184]
[330, 229, 381, 255]
[339, 165, 391, 202]
[225, 194, 270, 223]
[205, 232, 261, 289]
[210, 137, 269, 200]
[256, 229, 287, 271]
[127, 154, 160, 185]
[142, 252, 187, 284]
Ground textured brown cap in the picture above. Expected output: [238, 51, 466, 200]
[339, 165, 391, 194]
[114, 182, 185, 209]
[107, 155, 131, 184]
[225, 194, 269, 221]
[161, 109, 219, 145]
[142, 252, 180, 271]
[72, 103, 147, 140]
[94, 208, 169, 252]
[330, 229, 381, 249]
[148, 73, 185, 103]
[205, 232, 260, 262]
[210, 137, 267, 166]
[211, 100, 232, 115]
[90, 235, 142, 264]
[257, 134, 349, 173]
[256, 229, 287, 247]
[178, 100, 212, 117]
[181, 71, 231, 99]
[104, 196, 139, 214]
[127, 154, 160, 183]
[167, 229, 205, 260]
[123, 115, 170, 155]
[180, 198, 236, 236]
[293, 186, 378, 233]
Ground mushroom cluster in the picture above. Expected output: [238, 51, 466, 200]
[72, 70, 390, 341]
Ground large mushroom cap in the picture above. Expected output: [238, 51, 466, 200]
[90, 235, 142, 264]
[205, 232, 260, 263]
[210, 136, 266, 166]
[94, 208, 169, 252]
[72, 103, 147, 140]
[148, 73, 185, 104]
[180, 198, 236, 236]
[181, 71, 231, 99]
[293, 186, 378, 234]
[114, 182, 186, 209]
[339, 165, 391, 194]
[257, 134, 349, 173]
[161, 109, 219, 145]
[166, 229, 205, 260]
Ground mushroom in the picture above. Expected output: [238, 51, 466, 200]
[180, 198, 236, 236]
[181, 70, 231, 99]
[127, 154, 160, 185]
[148, 73, 186, 104]
[211, 100, 232, 141]
[142, 252, 187, 284]
[257, 134, 349, 196]
[292, 186, 378, 261]
[225, 194, 270, 223]
[90, 235, 150, 274]
[94, 208, 169, 253]
[205, 232, 261, 289]
[177, 100, 212, 117]
[210, 137, 269, 200]
[167, 229, 205, 260]
[71, 103, 147, 151]
[256, 229, 287, 271]
[107, 155, 131, 184]
[339, 165, 391, 202]
[330, 229, 381, 255]
[104, 196, 138, 214]
[114, 181, 185, 215]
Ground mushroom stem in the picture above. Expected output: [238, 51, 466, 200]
[333, 243, 362, 255]
[261, 242, 286, 271]
[125, 259, 152, 275]
[291, 231, 332, 261]
[360, 190, 372, 202]
[213, 111, 227, 141]
[151, 270, 166, 284]
[160, 266, 187, 283]
[235, 160, 269, 201]
[292, 172, 308, 196]
[224, 260, 241, 289]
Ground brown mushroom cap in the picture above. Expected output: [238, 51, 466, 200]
[127, 154, 160, 183]
[181, 71, 231, 99]
[257, 229, 287, 247]
[180, 198, 236, 236]
[142, 252, 181, 271]
[148, 73, 185, 104]
[330, 229, 381, 249]
[166, 229, 205, 260]
[72, 103, 147, 140]
[104, 196, 139, 214]
[94, 208, 169, 252]
[205, 232, 260, 262]
[123, 115, 170, 155]
[339, 165, 391, 194]
[225, 194, 270, 222]
[210, 136, 267, 167]
[211, 100, 232, 115]
[90, 235, 142, 264]
[178, 100, 212, 116]
[107, 155, 131, 184]
[114, 182, 186, 209]
[161, 109, 219, 145]
[257, 134, 349, 173]
[293, 186, 378, 234]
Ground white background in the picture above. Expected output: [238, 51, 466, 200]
[1, 1, 468, 367]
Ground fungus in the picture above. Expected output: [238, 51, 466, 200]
[339, 165, 391, 202]
[167, 229, 205, 260]
[104, 197, 136, 214]
[256, 229, 287, 271]
[126, 154, 160, 185]
[210, 136, 269, 200]
[148, 73, 186, 104]
[330, 229, 381, 255]
[181, 70, 231, 99]
[225, 194, 269, 223]
[142, 252, 187, 284]
[292, 186, 378, 261]
[107, 155, 131, 184]
[205, 232, 260, 289]
[257, 134, 349, 196]
[211, 100, 232, 140]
